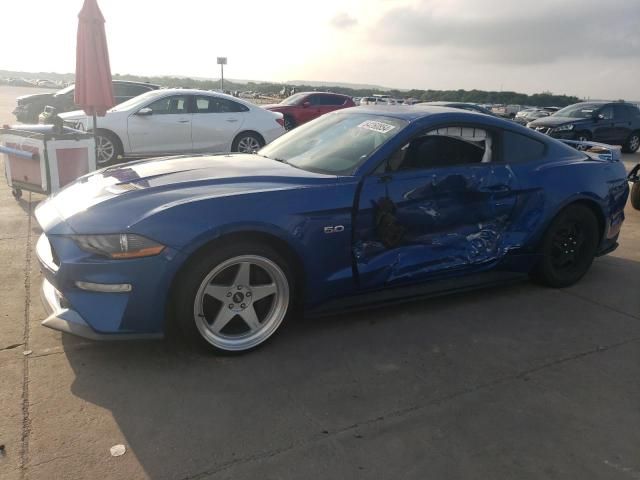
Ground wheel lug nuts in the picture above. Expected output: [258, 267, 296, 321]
[237, 286, 242, 290]
[226, 292, 232, 297]
[228, 304, 234, 309]
[241, 303, 246, 308]
[246, 292, 252, 297]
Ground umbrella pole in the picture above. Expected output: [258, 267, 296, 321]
[92, 111, 98, 166]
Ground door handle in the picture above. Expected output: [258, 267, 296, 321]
[177, 120, 189, 123]
[226, 119, 239, 123]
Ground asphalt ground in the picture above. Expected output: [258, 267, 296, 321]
[0, 85, 639, 479]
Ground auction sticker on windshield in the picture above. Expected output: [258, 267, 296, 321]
[358, 120, 397, 134]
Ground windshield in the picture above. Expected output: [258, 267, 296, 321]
[258, 112, 407, 174]
[280, 93, 307, 106]
[554, 103, 600, 118]
[53, 84, 75, 97]
[109, 90, 160, 112]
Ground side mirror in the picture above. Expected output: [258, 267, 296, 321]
[302, 101, 310, 108]
[137, 107, 153, 116]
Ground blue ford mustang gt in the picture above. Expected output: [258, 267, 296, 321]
[35, 106, 629, 353]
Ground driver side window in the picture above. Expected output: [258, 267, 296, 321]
[146, 95, 190, 115]
[599, 105, 613, 120]
[308, 95, 323, 106]
[387, 126, 493, 172]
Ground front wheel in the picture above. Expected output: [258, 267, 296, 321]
[95, 130, 123, 165]
[174, 243, 293, 354]
[531, 204, 599, 288]
[630, 182, 640, 210]
[283, 115, 296, 131]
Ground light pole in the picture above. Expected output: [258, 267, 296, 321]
[217, 57, 227, 91]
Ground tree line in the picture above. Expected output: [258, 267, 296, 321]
[114, 73, 581, 107]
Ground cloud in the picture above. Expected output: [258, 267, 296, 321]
[330, 12, 358, 29]
[372, 0, 640, 64]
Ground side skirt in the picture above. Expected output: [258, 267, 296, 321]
[307, 270, 528, 318]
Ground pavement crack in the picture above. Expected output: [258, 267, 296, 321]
[179, 335, 640, 480]
[0, 342, 24, 351]
[557, 288, 640, 321]
[20, 193, 33, 479]
[28, 453, 77, 470]
[515, 336, 640, 379]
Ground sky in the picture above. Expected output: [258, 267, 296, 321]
[1, 0, 639, 99]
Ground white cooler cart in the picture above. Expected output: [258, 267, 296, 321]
[1, 125, 96, 199]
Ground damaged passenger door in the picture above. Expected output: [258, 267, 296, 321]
[353, 125, 519, 290]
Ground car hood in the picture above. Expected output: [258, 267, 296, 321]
[16, 92, 54, 104]
[528, 116, 587, 127]
[35, 154, 338, 234]
[59, 110, 91, 121]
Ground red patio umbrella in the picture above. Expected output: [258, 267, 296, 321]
[74, 0, 114, 162]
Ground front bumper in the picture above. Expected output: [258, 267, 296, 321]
[40, 278, 161, 340]
[36, 232, 175, 340]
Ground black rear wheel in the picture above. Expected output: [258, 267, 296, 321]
[532, 204, 599, 288]
[630, 182, 640, 210]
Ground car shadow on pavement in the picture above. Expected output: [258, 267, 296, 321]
[59, 254, 640, 480]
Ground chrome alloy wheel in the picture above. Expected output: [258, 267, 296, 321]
[236, 136, 262, 153]
[96, 135, 115, 164]
[193, 255, 289, 351]
[629, 134, 640, 152]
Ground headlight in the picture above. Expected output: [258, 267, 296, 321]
[552, 124, 575, 132]
[71, 234, 165, 259]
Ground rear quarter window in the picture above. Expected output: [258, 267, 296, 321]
[502, 131, 546, 163]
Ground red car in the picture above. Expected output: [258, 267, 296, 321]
[263, 92, 355, 130]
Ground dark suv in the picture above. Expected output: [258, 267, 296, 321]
[12, 80, 160, 123]
[528, 101, 640, 153]
[263, 92, 355, 130]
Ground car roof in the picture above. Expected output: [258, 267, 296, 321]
[112, 80, 160, 88]
[297, 91, 351, 97]
[344, 104, 498, 121]
[137, 88, 258, 107]
[421, 101, 474, 106]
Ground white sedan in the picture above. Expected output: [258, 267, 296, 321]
[60, 89, 286, 165]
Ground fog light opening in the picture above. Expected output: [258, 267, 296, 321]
[75, 281, 132, 293]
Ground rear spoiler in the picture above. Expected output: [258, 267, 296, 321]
[560, 139, 621, 162]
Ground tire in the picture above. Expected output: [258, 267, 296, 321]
[622, 131, 640, 153]
[173, 242, 294, 354]
[283, 115, 296, 131]
[232, 132, 264, 153]
[630, 182, 640, 210]
[94, 130, 123, 166]
[531, 204, 600, 288]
